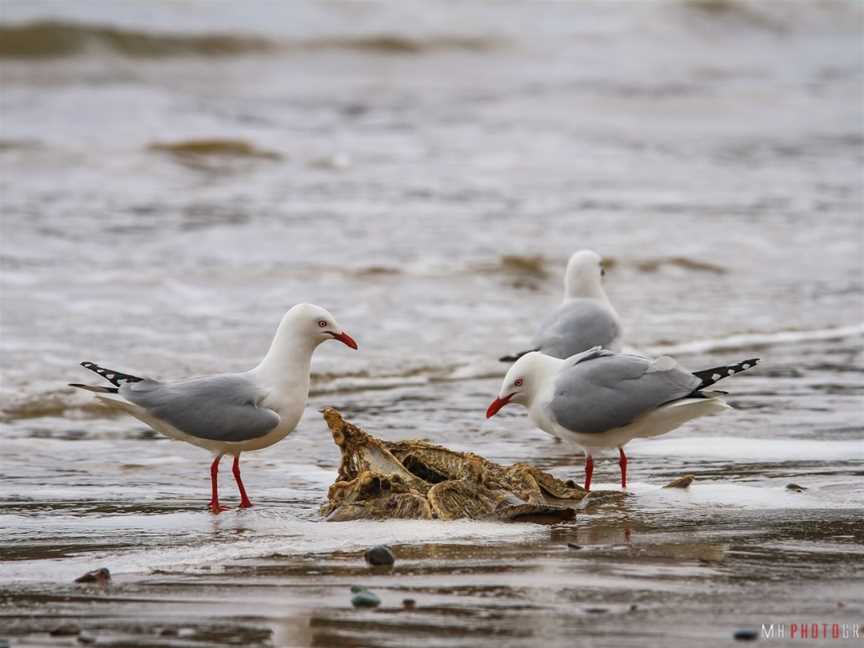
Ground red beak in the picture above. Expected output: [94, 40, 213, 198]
[486, 394, 513, 418]
[331, 331, 358, 350]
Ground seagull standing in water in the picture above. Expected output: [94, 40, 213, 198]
[501, 250, 622, 362]
[70, 303, 358, 513]
[487, 348, 758, 490]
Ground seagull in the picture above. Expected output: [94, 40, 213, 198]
[486, 347, 758, 490]
[69, 303, 358, 513]
[500, 250, 622, 362]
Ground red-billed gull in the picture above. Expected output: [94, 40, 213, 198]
[501, 250, 622, 362]
[487, 347, 758, 490]
[70, 303, 358, 513]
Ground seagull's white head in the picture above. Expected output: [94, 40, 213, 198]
[486, 351, 551, 418]
[283, 303, 358, 349]
[564, 249, 606, 299]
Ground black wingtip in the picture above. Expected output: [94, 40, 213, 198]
[78, 362, 144, 386]
[692, 357, 761, 390]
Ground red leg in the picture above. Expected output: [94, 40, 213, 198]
[584, 454, 594, 492]
[618, 447, 628, 489]
[232, 455, 253, 509]
[209, 455, 228, 514]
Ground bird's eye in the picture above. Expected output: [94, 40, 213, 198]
[318, 320, 328, 328]
[514, 378, 523, 387]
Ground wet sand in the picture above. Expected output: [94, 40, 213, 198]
[2, 486, 862, 647]
[2, 336, 863, 647]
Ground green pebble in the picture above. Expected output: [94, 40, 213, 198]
[350, 585, 368, 593]
[351, 591, 381, 608]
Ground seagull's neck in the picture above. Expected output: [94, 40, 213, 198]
[564, 279, 610, 305]
[251, 325, 319, 390]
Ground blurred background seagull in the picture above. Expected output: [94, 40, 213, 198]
[487, 348, 758, 490]
[70, 303, 358, 513]
[500, 250, 622, 362]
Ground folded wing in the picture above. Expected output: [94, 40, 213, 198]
[120, 374, 280, 442]
[550, 351, 700, 434]
[531, 298, 621, 359]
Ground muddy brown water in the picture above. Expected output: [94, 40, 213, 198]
[1, 1, 863, 646]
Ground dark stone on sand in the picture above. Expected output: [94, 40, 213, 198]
[629, 604, 638, 611]
[365, 545, 395, 566]
[733, 629, 758, 641]
[75, 567, 111, 584]
[585, 607, 608, 614]
[350, 585, 368, 593]
[352, 590, 381, 608]
[786, 483, 807, 492]
[402, 598, 416, 610]
[50, 623, 81, 636]
[78, 633, 97, 645]
[159, 628, 179, 636]
[567, 543, 582, 550]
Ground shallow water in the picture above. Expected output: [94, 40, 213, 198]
[1, 1, 863, 646]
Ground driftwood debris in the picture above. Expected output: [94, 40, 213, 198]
[320, 408, 592, 523]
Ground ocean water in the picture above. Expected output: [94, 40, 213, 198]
[1, 1, 862, 646]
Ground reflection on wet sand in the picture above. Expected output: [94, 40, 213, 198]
[3, 497, 862, 646]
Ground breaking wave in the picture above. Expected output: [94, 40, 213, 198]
[634, 256, 727, 274]
[0, 21, 500, 59]
[0, 392, 110, 423]
[0, 138, 42, 151]
[0, 21, 276, 59]
[474, 254, 729, 281]
[646, 323, 864, 356]
[148, 139, 282, 160]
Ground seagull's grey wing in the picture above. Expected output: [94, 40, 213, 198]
[531, 299, 621, 359]
[120, 374, 280, 442]
[550, 352, 700, 434]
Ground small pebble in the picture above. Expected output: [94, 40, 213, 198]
[159, 627, 179, 637]
[78, 633, 97, 645]
[402, 598, 416, 610]
[351, 591, 381, 608]
[567, 543, 582, 550]
[629, 604, 638, 611]
[50, 623, 81, 637]
[786, 483, 807, 492]
[364, 545, 395, 566]
[75, 567, 111, 584]
[733, 629, 758, 641]
[350, 585, 369, 593]
[585, 607, 608, 614]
